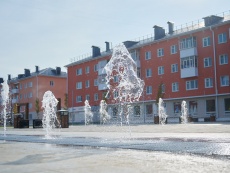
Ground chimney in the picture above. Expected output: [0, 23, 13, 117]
[167, 21, 174, 34]
[56, 67, 61, 75]
[153, 25, 166, 40]
[105, 42, 110, 52]
[203, 15, 224, 27]
[123, 41, 138, 48]
[24, 69, 30, 77]
[92, 46, 101, 58]
[8, 74, 11, 81]
[0, 78, 4, 84]
[35, 66, 39, 73]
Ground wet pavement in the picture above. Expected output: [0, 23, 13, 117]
[0, 123, 230, 172]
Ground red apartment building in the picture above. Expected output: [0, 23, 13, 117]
[7, 66, 67, 125]
[66, 12, 230, 124]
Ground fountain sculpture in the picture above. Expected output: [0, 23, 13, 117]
[158, 98, 167, 125]
[84, 100, 93, 125]
[100, 100, 110, 124]
[1, 80, 9, 136]
[42, 90, 59, 139]
[103, 44, 144, 125]
[181, 100, 188, 123]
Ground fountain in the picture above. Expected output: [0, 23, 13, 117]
[158, 98, 167, 125]
[99, 100, 110, 124]
[181, 100, 188, 123]
[103, 44, 144, 126]
[1, 80, 9, 136]
[84, 100, 93, 125]
[41, 90, 59, 139]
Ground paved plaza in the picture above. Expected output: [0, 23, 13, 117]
[0, 123, 230, 173]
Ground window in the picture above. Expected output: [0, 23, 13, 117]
[161, 84, 165, 93]
[113, 91, 119, 98]
[220, 76, 229, 86]
[205, 78, 213, 88]
[219, 54, 228, 65]
[172, 82, 179, 92]
[202, 37, 211, 47]
[171, 64, 178, 73]
[50, 81, 54, 86]
[134, 105, 140, 117]
[170, 45, 177, 54]
[85, 80, 90, 88]
[28, 82, 33, 87]
[145, 51, 151, 60]
[76, 82, 82, 89]
[179, 37, 196, 50]
[113, 107, 118, 117]
[146, 69, 152, 77]
[20, 84, 22, 89]
[114, 75, 118, 83]
[174, 102, 181, 114]
[225, 98, 230, 112]
[157, 48, 164, 57]
[24, 83, 27, 88]
[94, 79, 98, 86]
[146, 86, 152, 95]
[94, 64, 98, 71]
[76, 68, 82, 75]
[28, 92, 33, 98]
[94, 93, 98, 101]
[76, 96, 82, 102]
[85, 94, 90, 101]
[181, 56, 197, 69]
[218, 33, 227, 44]
[204, 57, 212, 67]
[146, 104, 153, 115]
[29, 103, 32, 109]
[206, 100, 215, 112]
[85, 66, 90, 74]
[158, 66, 164, 75]
[186, 80, 198, 90]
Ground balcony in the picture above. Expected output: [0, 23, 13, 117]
[12, 98, 18, 104]
[98, 68, 106, 75]
[180, 47, 197, 58]
[181, 67, 198, 78]
[98, 84, 108, 90]
[11, 88, 19, 94]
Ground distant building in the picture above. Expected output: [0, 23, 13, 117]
[7, 66, 67, 125]
[66, 12, 230, 124]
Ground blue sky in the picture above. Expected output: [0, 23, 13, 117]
[0, 0, 229, 80]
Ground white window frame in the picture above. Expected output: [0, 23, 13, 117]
[85, 80, 90, 88]
[146, 68, 152, 78]
[220, 75, 229, 86]
[218, 33, 227, 44]
[85, 66, 90, 74]
[28, 82, 33, 87]
[158, 66, 164, 75]
[76, 82, 82, 89]
[113, 91, 119, 98]
[145, 51, 151, 60]
[76, 96, 82, 102]
[204, 57, 212, 67]
[202, 37, 211, 47]
[94, 79, 98, 86]
[76, 68, 82, 75]
[85, 94, 90, 101]
[171, 64, 178, 73]
[170, 45, 177, 54]
[205, 78, 213, 88]
[94, 93, 98, 101]
[94, 64, 98, 71]
[146, 86, 152, 95]
[219, 54, 228, 65]
[172, 82, 179, 92]
[157, 48, 164, 57]
[186, 80, 198, 90]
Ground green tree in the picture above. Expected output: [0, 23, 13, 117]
[35, 98, 40, 119]
[64, 93, 68, 110]
[156, 82, 164, 104]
